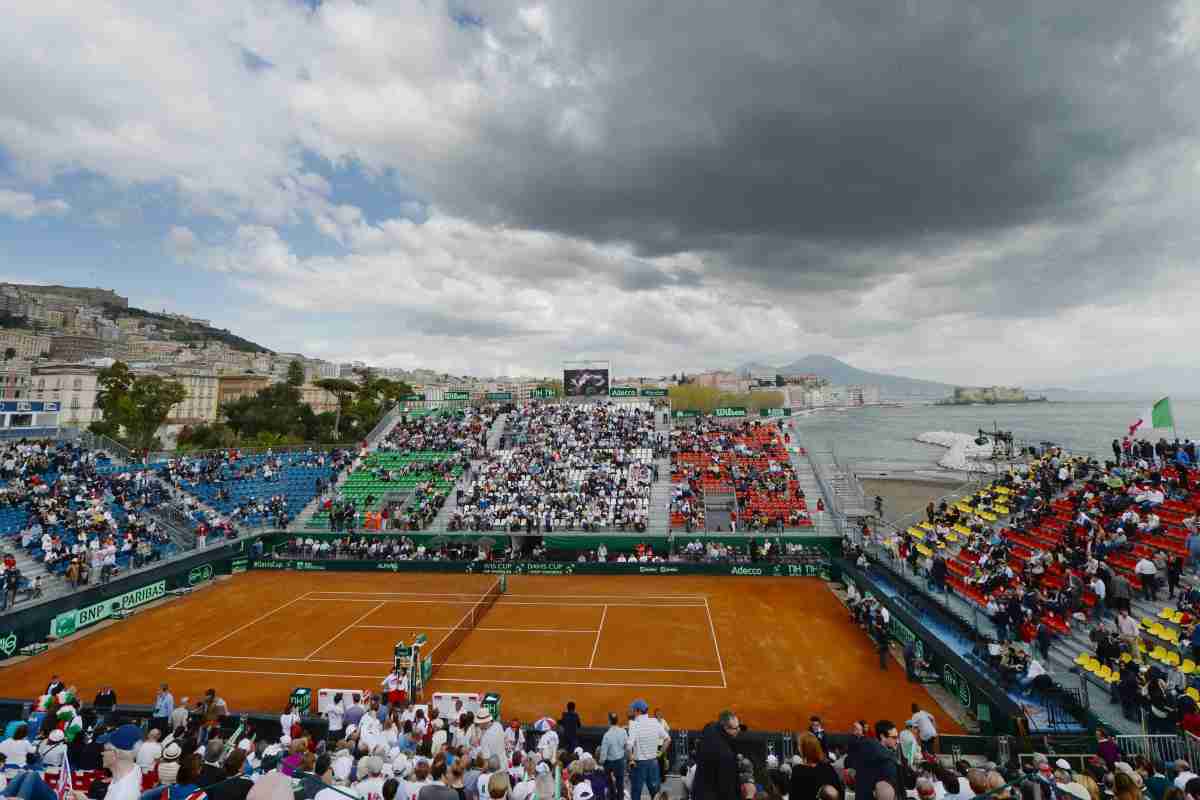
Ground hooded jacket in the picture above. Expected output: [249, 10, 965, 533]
[692, 722, 739, 800]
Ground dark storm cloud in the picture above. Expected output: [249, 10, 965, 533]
[421, 0, 1194, 299]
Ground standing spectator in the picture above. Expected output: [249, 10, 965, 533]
[599, 713, 628, 800]
[693, 711, 740, 800]
[477, 710, 505, 761]
[559, 702, 582, 754]
[627, 700, 668, 800]
[791, 733, 842, 800]
[1136, 556, 1159, 601]
[99, 724, 144, 800]
[1110, 572, 1134, 614]
[194, 689, 228, 746]
[280, 703, 301, 739]
[1118, 610, 1143, 665]
[135, 730, 163, 773]
[907, 705, 939, 755]
[153, 684, 175, 734]
[854, 721, 902, 800]
[198, 740, 226, 787]
[326, 693, 345, 742]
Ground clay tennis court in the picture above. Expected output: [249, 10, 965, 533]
[0, 572, 961, 732]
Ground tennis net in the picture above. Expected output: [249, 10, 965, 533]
[427, 579, 504, 679]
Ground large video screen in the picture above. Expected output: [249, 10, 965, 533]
[563, 368, 610, 397]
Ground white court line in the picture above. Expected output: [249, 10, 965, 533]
[703, 596, 727, 688]
[308, 599, 704, 608]
[177, 592, 311, 665]
[166, 665, 722, 690]
[307, 592, 710, 597]
[357, 625, 600, 634]
[176, 654, 720, 673]
[186, 654, 394, 665]
[437, 662, 719, 673]
[304, 602, 386, 660]
[589, 605, 607, 668]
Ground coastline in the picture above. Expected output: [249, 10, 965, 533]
[861, 476, 976, 524]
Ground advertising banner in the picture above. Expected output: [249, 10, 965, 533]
[608, 387, 638, 397]
[50, 579, 167, 638]
[486, 392, 512, 401]
[640, 388, 668, 397]
[760, 407, 792, 417]
[672, 410, 700, 418]
[714, 407, 747, 418]
[563, 368, 610, 397]
[252, 558, 831, 579]
[400, 394, 426, 402]
[444, 391, 471, 401]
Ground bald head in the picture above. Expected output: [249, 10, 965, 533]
[874, 782, 896, 800]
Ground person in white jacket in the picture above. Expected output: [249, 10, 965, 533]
[538, 727, 559, 763]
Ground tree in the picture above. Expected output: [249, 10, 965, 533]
[286, 359, 305, 387]
[94, 362, 187, 450]
[314, 378, 360, 439]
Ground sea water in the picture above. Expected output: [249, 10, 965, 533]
[787, 400, 1200, 472]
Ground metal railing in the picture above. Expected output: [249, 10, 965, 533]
[366, 403, 402, 445]
[1116, 733, 1200, 768]
[77, 428, 133, 463]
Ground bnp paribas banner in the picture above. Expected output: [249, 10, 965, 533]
[49, 580, 167, 639]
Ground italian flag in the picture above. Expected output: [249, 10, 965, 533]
[1131, 397, 1174, 435]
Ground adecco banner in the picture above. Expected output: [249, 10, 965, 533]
[49, 580, 167, 639]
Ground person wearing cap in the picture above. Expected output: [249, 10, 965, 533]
[907, 704, 939, 755]
[157, 740, 184, 787]
[626, 700, 668, 800]
[477, 710, 505, 762]
[99, 724, 144, 800]
[36, 728, 67, 768]
[1053, 760, 1090, 800]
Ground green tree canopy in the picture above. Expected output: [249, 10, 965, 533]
[91, 361, 187, 450]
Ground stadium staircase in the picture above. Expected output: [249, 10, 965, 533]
[486, 413, 508, 451]
[649, 457, 674, 533]
[786, 446, 838, 536]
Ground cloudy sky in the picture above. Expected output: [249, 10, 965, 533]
[2, 0, 1199, 384]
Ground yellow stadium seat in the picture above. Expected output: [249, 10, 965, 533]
[1167, 630, 1181, 645]
[1159, 607, 1173, 619]
[980, 511, 998, 522]
[1140, 641, 1148, 653]
[954, 524, 971, 536]
[1189, 688, 1200, 703]
[908, 527, 925, 539]
[1182, 659, 1196, 674]
[1172, 610, 1185, 624]
[1143, 616, 1157, 629]
[1121, 653, 1132, 663]
[945, 532, 959, 543]
[1151, 646, 1168, 661]
[1075, 652, 1090, 666]
[1167, 651, 1181, 666]
[995, 505, 1010, 515]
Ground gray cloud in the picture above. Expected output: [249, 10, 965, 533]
[391, 0, 1196, 304]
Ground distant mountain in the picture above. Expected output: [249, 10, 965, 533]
[1058, 366, 1200, 399]
[735, 354, 953, 399]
